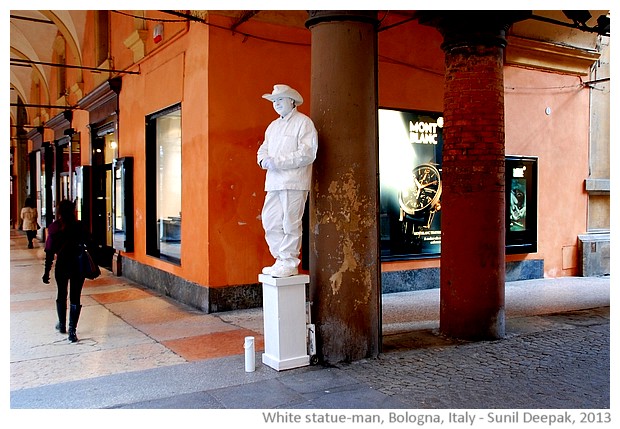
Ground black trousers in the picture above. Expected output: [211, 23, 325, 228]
[55, 267, 85, 306]
[26, 230, 36, 244]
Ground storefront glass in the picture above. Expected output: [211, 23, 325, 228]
[146, 104, 182, 264]
[379, 108, 444, 260]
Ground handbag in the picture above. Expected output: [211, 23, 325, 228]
[78, 244, 101, 280]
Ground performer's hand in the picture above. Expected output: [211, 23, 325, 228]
[42, 272, 50, 284]
[262, 157, 276, 170]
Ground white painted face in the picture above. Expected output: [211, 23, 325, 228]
[272, 97, 295, 117]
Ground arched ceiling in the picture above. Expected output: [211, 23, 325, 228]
[9, 9, 609, 129]
[9, 10, 86, 127]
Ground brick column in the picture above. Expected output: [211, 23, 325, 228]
[418, 12, 529, 340]
[305, 11, 381, 363]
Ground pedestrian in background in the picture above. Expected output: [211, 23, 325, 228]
[42, 199, 91, 343]
[20, 196, 39, 249]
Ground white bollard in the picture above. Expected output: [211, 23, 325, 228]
[244, 336, 255, 372]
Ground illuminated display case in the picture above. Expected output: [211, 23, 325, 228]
[505, 156, 538, 254]
[379, 108, 444, 260]
[379, 108, 539, 260]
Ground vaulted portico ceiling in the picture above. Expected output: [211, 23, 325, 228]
[10, 10, 86, 126]
[10, 11, 56, 112]
[9, 10, 609, 129]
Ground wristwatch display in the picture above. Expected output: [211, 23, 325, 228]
[398, 163, 442, 231]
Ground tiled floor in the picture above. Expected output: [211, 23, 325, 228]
[163, 329, 265, 361]
[9, 228, 611, 394]
[90, 288, 156, 304]
[9, 228, 265, 390]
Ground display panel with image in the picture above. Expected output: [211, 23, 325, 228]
[506, 156, 538, 254]
[379, 112, 538, 259]
[510, 176, 527, 232]
[379, 108, 443, 260]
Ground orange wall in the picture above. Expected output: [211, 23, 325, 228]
[114, 14, 313, 287]
[377, 21, 445, 274]
[373, 21, 591, 278]
[205, 15, 312, 286]
[117, 24, 207, 281]
[378, 20, 445, 112]
[86, 13, 590, 289]
[504, 67, 589, 277]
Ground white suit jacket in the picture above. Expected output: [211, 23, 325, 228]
[257, 108, 318, 192]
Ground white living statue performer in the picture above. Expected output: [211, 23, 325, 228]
[257, 84, 318, 278]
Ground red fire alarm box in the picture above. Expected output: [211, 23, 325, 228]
[153, 23, 163, 43]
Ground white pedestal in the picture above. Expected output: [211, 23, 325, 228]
[259, 274, 310, 371]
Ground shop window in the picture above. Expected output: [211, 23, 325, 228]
[505, 156, 538, 254]
[378, 108, 538, 260]
[145, 104, 182, 264]
[378, 108, 444, 260]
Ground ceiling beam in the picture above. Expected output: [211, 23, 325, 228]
[10, 58, 140, 75]
[10, 14, 54, 25]
[11, 103, 79, 110]
[231, 11, 260, 32]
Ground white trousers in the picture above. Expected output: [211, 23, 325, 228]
[261, 190, 308, 269]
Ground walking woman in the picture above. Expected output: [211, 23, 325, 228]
[42, 199, 93, 343]
[20, 197, 39, 249]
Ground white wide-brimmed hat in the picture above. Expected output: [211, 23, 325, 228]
[262, 84, 304, 105]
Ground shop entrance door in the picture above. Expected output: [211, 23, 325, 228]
[91, 124, 118, 269]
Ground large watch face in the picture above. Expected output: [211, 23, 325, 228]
[399, 164, 442, 214]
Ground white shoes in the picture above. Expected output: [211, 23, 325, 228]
[262, 265, 275, 275]
[262, 260, 281, 275]
[270, 265, 298, 278]
[262, 261, 298, 278]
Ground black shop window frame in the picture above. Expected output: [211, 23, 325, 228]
[145, 103, 182, 265]
[505, 155, 538, 255]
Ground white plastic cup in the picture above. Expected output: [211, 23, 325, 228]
[244, 336, 255, 372]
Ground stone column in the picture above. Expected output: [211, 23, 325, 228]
[305, 11, 381, 363]
[418, 11, 529, 340]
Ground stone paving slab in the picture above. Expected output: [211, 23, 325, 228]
[7, 229, 611, 414]
[340, 308, 610, 409]
[10, 307, 609, 410]
[10, 342, 186, 391]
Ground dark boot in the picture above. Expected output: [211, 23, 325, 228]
[55, 300, 66, 334]
[68, 304, 82, 343]
[27, 231, 35, 248]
